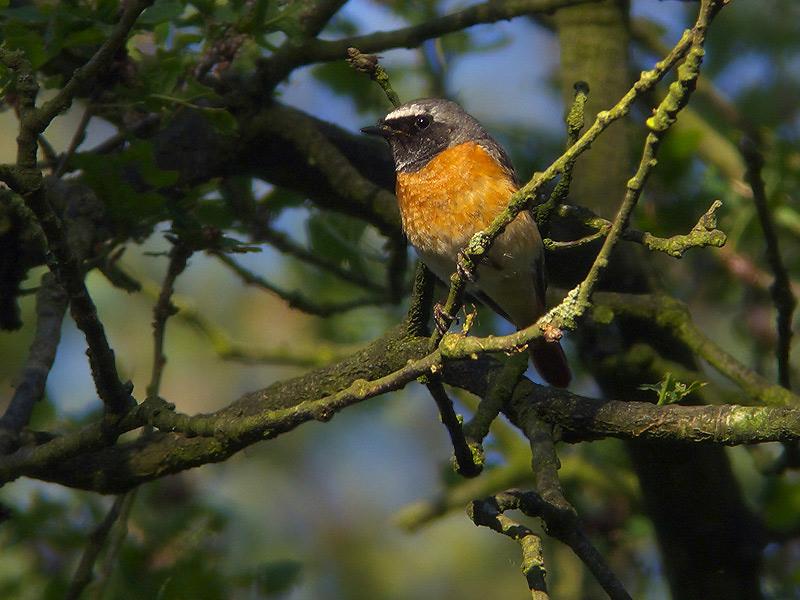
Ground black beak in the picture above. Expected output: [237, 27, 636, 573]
[361, 124, 391, 137]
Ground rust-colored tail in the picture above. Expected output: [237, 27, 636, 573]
[529, 339, 571, 388]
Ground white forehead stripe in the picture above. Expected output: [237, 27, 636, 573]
[385, 105, 426, 120]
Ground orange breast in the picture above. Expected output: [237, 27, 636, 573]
[395, 141, 518, 257]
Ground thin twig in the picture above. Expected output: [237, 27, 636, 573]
[534, 81, 589, 232]
[94, 490, 138, 595]
[37, 135, 58, 171]
[64, 493, 131, 600]
[740, 137, 796, 390]
[214, 252, 388, 316]
[147, 243, 192, 399]
[545, 200, 727, 258]
[257, 226, 386, 293]
[346, 48, 402, 108]
[430, 6, 717, 345]
[425, 380, 482, 477]
[55, 104, 93, 178]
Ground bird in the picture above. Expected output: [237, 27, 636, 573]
[362, 98, 571, 388]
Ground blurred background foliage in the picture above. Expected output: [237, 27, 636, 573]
[0, 0, 798, 598]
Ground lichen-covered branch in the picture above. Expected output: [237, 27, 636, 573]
[425, 380, 482, 477]
[5, 317, 800, 494]
[467, 493, 549, 599]
[546, 200, 727, 258]
[346, 48, 401, 108]
[533, 81, 589, 231]
[591, 292, 798, 406]
[521, 418, 632, 599]
[431, 4, 716, 341]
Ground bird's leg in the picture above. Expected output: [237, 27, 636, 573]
[433, 303, 454, 335]
[541, 322, 563, 343]
[455, 249, 477, 283]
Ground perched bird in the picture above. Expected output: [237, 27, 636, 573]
[362, 98, 570, 387]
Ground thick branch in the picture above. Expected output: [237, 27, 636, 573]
[6, 323, 800, 493]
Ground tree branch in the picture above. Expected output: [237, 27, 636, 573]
[0, 274, 67, 453]
[430, 6, 715, 341]
[213, 251, 390, 316]
[591, 292, 799, 406]
[5, 319, 800, 494]
[0, 2, 152, 415]
[425, 380, 482, 477]
[468, 492, 550, 599]
[740, 138, 796, 389]
[546, 200, 727, 258]
[272, 0, 601, 77]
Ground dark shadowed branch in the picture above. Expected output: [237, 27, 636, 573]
[740, 138, 796, 390]
[213, 252, 390, 316]
[0, 1, 153, 415]
[0, 274, 67, 453]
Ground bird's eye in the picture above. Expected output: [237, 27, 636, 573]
[414, 115, 431, 130]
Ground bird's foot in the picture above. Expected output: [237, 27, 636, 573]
[541, 323, 563, 343]
[433, 303, 454, 335]
[456, 250, 477, 283]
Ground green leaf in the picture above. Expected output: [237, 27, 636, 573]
[2, 21, 47, 68]
[262, 1, 307, 37]
[259, 187, 305, 215]
[139, 0, 185, 26]
[307, 211, 368, 272]
[72, 140, 178, 238]
[200, 106, 239, 135]
[639, 373, 707, 406]
[144, 55, 184, 96]
[252, 560, 303, 596]
[126, 141, 180, 187]
[63, 25, 112, 49]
